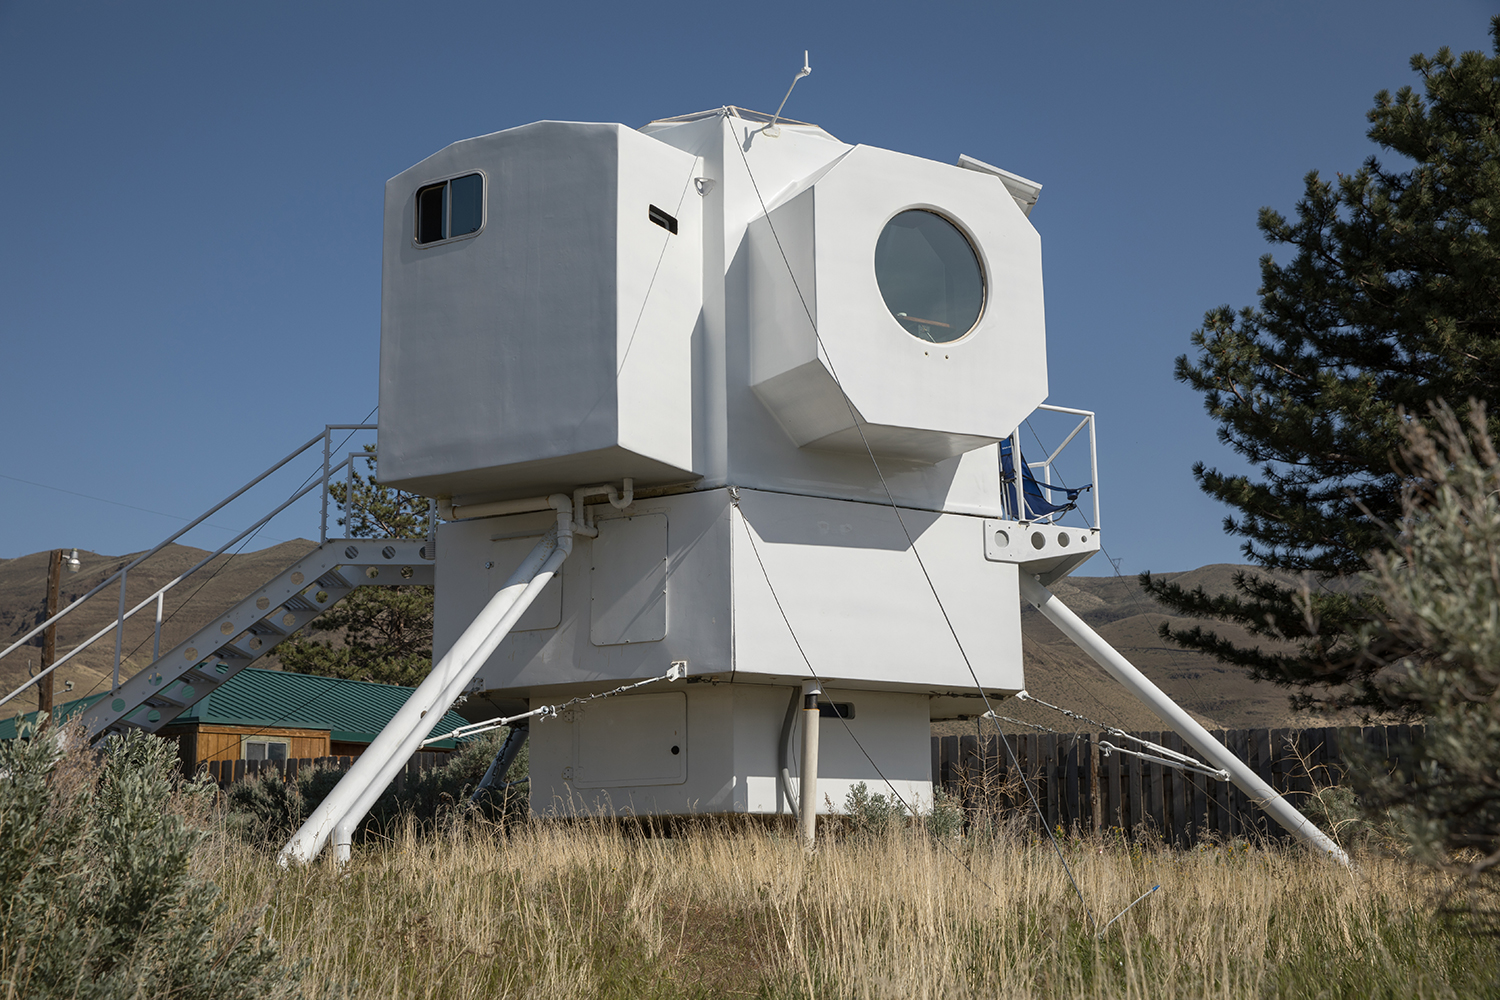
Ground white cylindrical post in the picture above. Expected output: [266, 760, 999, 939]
[1018, 574, 1350, 866]
[153, 591, 163, 663]
[799, 679, 821, 852]
[112, 570, 126, 692]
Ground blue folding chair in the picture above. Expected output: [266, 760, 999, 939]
[1000, 439, 1091, 521]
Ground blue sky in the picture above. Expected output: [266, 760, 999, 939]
[1, 1, 1493, 574]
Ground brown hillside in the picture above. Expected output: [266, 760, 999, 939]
[935, 564, 1358, 738]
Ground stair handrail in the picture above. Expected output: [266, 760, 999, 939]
[0, 424, 376, 702]
[0, 454, 356, 712]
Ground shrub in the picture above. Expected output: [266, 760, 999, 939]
[0, 722, 298, 998]
[223, 728, 527, 850]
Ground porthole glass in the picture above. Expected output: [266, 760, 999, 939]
[874, 209, 984, 343]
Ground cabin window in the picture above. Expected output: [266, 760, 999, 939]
[874, 209, 984, 344]
[243, 737, 289, 761]
[415, 172, 485, 246]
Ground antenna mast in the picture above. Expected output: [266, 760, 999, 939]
[762, 51, 811, 136]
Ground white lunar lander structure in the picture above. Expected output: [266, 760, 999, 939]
[0, 101, 1346, 866]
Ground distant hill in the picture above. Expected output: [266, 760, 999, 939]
[1, 544, 1337, 733]
[936, 564, 1357, 738]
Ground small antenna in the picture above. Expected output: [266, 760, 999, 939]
[762, 50, 811, 137]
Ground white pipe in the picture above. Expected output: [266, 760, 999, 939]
[1018, 574, 1350, 866]
[281, 495, 573, 866]
[571, 479, 635, 537]
[437, 494, 560, 521]
[799, 678, 821, 852]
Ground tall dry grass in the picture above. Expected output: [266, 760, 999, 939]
[205, 818, 1498, 999]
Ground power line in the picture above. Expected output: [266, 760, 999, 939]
[0, 473, 261, 538]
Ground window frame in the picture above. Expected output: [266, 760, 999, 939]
[873, 207, 988, 345]
[412, 169, 488, 248]
[241, 736, 291, 762]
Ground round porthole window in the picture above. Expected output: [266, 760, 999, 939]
[874, 209, 984, 343]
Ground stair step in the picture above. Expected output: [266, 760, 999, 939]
[81, 538, 425, 740]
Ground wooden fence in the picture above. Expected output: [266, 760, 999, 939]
[931, 725, 1423, 847]
[202, 751, 452, 796]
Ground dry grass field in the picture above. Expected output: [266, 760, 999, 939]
[206, 817, 1499, 999]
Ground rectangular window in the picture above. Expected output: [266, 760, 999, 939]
[243, 738, 290, 761]
[818, 702, 855, 720]
[415, 172, 485, 245]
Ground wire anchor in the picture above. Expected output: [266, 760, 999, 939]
[423, 661, 687, 746]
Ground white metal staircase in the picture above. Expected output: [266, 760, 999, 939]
[0, 425, 433, 741]
[78, 538, 432, 737]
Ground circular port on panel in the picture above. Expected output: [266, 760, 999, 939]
[291, 572, 304, 586]
[184, 647, 198, 660]
[282, 613, 297, 627]
[365, 567, 380, 579]
[256, 596, 270, 611]
[345, 546, 359, 560]
[147, 710, 160, 723]
[315, 590, 329, 603]
[671, 745, 681, 755]
[400, 566, 414, 580]
[875, 210, 984, 343]
[382, 546, 396, 559]
[220, 621, 233, 634]
[249, 637, 263, 651]
[1031, 531, 1046, 550]
[993, 529, 1009, 548]
[1057, 532, 1070, 548]
[112, 698, 125, 712]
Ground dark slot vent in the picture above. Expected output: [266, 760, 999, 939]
[648, 204, 678, 234]
[818, 702, 855, 720]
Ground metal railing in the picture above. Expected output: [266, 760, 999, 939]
[1002, 404, 1100, 529]
[0, 425, 376, 710]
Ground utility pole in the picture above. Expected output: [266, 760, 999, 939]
[38, 548, 63, 722]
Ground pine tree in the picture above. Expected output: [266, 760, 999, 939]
[277, 450, 435, 686]
[1143, 19, 1500, 713]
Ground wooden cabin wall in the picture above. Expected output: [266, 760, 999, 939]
[190, 725, 330, 767]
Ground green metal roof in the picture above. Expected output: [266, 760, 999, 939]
[1, 668, 472, 748]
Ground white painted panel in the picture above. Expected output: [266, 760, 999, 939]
[730, 489, 1024, 693]
[590, 513, 668, 646]
[489, 534, 561, 631]
[572, 691, 686, 787]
